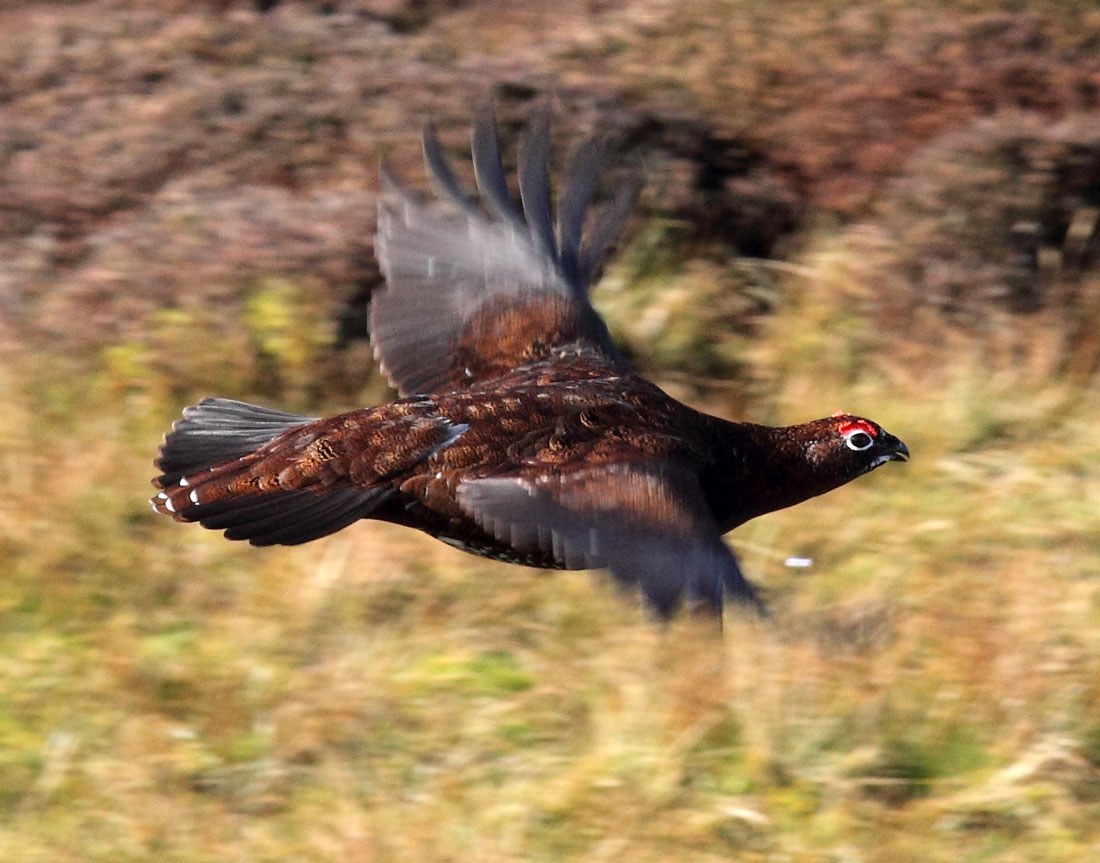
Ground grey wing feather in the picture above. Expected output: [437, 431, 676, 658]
[373, 191, 572, 395]
[581, 171, 642, 284]
[372, 105, 638, 397]
[455, 463, 765, 618]
[422, 122, 480, 216]
[471, 104, 525, 226]
[517, 103, 557, 260]
[557, 134, 604, 287]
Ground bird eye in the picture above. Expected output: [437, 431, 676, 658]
[845, 431, 874, 451]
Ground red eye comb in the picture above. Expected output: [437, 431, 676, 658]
[836, 418, 877, 437]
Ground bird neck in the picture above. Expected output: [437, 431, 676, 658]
[698, 416, 844, 531]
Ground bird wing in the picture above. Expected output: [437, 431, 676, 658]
[372, 104, 639, 397]
[455, 461, 764, 617]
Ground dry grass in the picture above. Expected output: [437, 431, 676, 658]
[3, 248, 1099, 861]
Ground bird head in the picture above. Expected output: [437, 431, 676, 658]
[718, 411, 910, 531]
[802, 411, 910, 480]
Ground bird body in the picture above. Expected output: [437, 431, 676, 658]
[152, 105, 908, 616]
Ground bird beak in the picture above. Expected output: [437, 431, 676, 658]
[889, 439, 910, 462]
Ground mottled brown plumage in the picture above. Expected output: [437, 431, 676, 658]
[152, 105, 908, 617]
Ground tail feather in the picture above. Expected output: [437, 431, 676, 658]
[154, 397, 316, 487]
[151, 398, 386, 546]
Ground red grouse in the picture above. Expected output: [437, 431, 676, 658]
[151, 106, 909, 616]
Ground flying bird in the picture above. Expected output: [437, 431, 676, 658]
[151, 105, 909, 617]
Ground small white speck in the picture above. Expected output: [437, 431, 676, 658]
[150, 501, 159, 513]
[722, 805, 769, 826]
[434, 471, 443, 479]
[165, 498, 176, 513]
[179, 477, 189, 487]
[189, 489, 200, 505]
[784, 557, 813, 569]
[157, 491, 167, 500]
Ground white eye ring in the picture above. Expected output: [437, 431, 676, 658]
[845, 430, 874, 451]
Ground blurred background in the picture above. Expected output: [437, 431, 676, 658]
[2, 1, 1100, 860]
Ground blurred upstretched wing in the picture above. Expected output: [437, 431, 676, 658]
[456, 461, 764, 618]
[372, 104, 640, 397]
